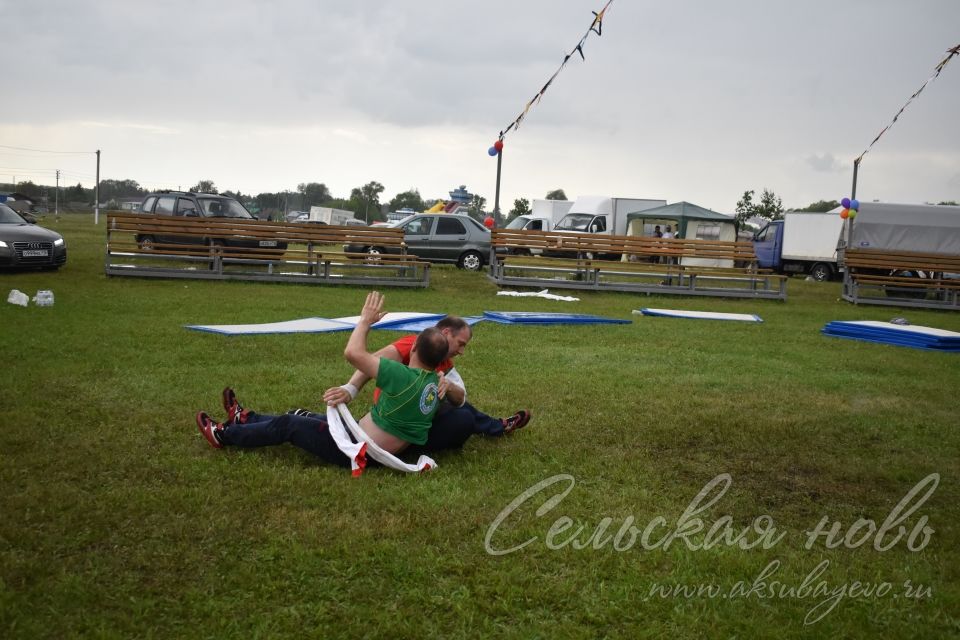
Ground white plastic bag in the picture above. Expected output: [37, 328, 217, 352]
[7, 289, 29, 307]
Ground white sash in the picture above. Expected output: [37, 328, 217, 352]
[326, 404, 437, 476]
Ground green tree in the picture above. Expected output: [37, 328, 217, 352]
[938, 201, 958, 206]
[98, 179, 143, 201]
[545, 189, 567, 201]
[797, 199, 840, 213]
[759, 189, 784, 219]
[324, 198, 355, 214]
[350, 181, 386, 223]
[297, 182, 332, 209]
[70, 183, 86, 200]
[190, 179, 218, 194]
[14, 180, 40, 197]
[467, 194, 487, 222]
[735, 188, 783, 232]
[507, 197, 531, 224]
[253, 191, 288, 219]
[388, 189, 425, 213]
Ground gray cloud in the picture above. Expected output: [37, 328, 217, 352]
[3, 0, 958, 210]
[805, 153, 843, 173]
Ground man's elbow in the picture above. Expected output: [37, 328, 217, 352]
[343, 345, 362, 367]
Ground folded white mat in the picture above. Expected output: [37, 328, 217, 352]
[635, 308, 763, 322]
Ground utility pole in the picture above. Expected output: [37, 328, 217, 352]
[94, 149, 101, 225]
[844, 158, 860, 250]
[55, 170, 60, 219]
[493, 148, 503, 227]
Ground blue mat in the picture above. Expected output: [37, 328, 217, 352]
[821, 321, 960, 352]
[482, 311, 630, 325]
[187, 312, 446, 335]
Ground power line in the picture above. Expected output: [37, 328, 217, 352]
[0, 166, 63, 173]
[58, 170, 97, 179]
[0, 143, 93, 154]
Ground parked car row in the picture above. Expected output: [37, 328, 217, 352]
[130, 192, 493, 269]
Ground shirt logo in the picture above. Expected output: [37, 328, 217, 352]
[419, 383, 439, 414]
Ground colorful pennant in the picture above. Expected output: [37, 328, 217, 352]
[856, 43, 960, 163]
[496, 1, 614, 142]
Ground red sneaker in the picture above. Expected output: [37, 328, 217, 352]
[196, 411, 224, 449]
[222, 387, 249, 425]
[502, 410, 532, 435]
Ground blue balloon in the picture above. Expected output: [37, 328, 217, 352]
[488, 146, 498, 156]
[841, 197, 851, 209]
[850, 198, 860, 210]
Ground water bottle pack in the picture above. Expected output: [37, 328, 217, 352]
[34, 290, 55, 306]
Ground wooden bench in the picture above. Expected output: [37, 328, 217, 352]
[493, 228, 758, 264]
[842, 248, 960, 310]
[488, 229, 787, 300]
[106, 213, 430, 287]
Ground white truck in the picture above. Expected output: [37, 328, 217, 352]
[553, 195, 667, 236]
[506, 199, 574, 233]
[309, 206, 357, 226]
[752, 212, 846, 281]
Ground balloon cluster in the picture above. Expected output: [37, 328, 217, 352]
[487, 139, 504, 157]
[840, 197, 859, 220]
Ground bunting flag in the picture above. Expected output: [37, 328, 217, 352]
[497, 1, 614, 141]
[856, 43, 960, 163]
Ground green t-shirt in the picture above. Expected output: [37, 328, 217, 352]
[371, 357, 441, 445]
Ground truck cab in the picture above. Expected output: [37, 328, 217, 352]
[554, 213, 607, 234]
[751, 213, 842, 281]
[506, 215, 551, 232]
[752, 220, 784, 270]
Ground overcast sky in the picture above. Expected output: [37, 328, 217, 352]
[2, 0, 958, 213]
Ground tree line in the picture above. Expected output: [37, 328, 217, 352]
[734, 188, 958, 232]
[4, 178, 954, 223]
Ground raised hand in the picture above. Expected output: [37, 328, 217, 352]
[359, 291, 387, 326]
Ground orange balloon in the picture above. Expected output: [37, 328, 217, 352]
[840, 208, 849, 219]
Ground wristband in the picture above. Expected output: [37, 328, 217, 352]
[340, 383, 359, 400]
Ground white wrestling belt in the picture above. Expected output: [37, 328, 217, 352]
[326, 404, 437, 477]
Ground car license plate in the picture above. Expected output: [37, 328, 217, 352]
[259, 240, 278, 247]
[23, 249, 48, 257]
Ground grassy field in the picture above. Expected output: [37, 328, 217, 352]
[2, 213, 959, 639]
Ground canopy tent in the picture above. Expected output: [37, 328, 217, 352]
[625, 201, 737, 267]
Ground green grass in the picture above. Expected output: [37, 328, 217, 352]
[2, 213, 959, 639]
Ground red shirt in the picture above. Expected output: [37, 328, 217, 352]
[373, 334, 454, 403]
